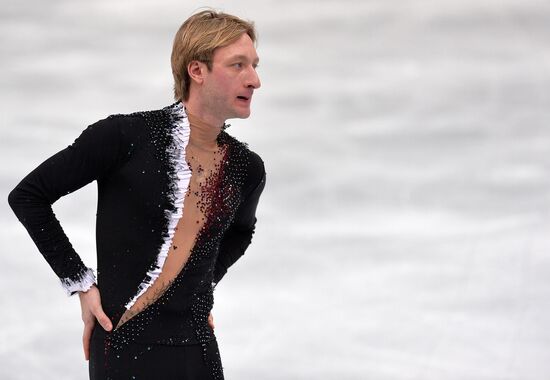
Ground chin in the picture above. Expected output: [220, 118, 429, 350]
[231, 109, 251, 119]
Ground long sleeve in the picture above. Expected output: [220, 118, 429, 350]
[7, 115, 129, 295]
[212, 160, 266, 286]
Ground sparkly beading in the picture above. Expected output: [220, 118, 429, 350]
[123, 102, 192, 310]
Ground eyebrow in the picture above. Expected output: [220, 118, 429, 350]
[228, 54, 260, 64]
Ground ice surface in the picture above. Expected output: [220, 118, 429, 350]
[1, 0, 549, 379]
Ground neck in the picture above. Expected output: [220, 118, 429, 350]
[183, 102, 223, 150]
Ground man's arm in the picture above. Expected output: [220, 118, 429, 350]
[7, 115, 128, 295]
[213, 164, 266, 287]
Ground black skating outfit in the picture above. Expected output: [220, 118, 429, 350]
[8, 101, 266, 379]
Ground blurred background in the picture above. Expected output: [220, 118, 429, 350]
[1, 0, 549, 379]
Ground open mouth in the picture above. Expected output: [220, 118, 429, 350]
[237, 95, 250, 101]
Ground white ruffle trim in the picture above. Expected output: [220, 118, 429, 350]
[124, 102, 191, 309]
[61, 267, 96, 296]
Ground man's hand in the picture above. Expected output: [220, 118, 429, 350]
[78, 285, 112, 361]
[208, 312, 215, 330]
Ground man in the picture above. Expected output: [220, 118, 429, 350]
[8, 9, 265, 380]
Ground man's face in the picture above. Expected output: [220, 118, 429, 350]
[200, 33, 261, 121]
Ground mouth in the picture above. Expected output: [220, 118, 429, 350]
[236, 95, 251, 102]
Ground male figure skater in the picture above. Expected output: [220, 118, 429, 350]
[8, 9, 265, 379]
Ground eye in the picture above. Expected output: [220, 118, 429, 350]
[233, 62, 243, 69]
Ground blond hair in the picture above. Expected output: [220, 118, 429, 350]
[171, 9, 256, 101]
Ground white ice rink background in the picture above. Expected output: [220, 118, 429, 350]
[1, 1, 549, 379]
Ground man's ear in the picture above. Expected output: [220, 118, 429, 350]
[187, 61, 207, 85]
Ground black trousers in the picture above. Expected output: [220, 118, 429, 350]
[89, 325, 224, 380]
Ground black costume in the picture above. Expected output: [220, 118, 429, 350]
[8, 102, 266, 379]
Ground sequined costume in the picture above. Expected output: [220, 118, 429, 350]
[8, 101, 266, 379]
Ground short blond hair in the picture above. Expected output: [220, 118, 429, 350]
[171, 9, 256, 101]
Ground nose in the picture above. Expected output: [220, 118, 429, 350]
[246, 67, 261, 89]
